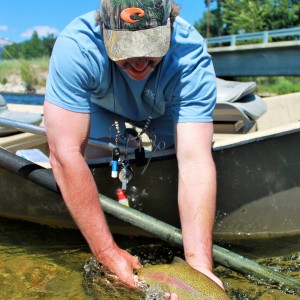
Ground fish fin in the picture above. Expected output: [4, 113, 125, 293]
[172, 256, 186, 264]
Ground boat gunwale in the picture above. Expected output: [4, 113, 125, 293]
[213, 122, 300, 151]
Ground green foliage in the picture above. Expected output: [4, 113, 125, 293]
[0, 57, 48, 92]
[221, 0, 270, 34]
[198, 0, 300, 37]
[22, 31, 45, 59]
[0, 77, 8, 85]
[3, 31, 56, 60]
[235, 76, 300, 95]
[2, 43, 22, 60]
[265, 77, 300, 95]
[195, 11, 221, 37]
[0, 59, 20, 78]
[264, 0, 300, 30]
[20, 59, 37, 92]
[200, 0, 224, 38]
[42, 34, 56, 57]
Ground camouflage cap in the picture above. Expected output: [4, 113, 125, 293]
[100, 0, 171, 61]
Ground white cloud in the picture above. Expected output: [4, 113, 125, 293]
[0, 38, 12, 47]
[21, 26, 59, 38]
[0, 25, 8, 31]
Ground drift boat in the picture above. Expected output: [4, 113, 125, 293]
[0, 82, 300, 244]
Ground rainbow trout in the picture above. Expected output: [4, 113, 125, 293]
[138, 257, 230, 300]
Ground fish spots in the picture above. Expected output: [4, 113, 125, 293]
[144, 271, 200, 294]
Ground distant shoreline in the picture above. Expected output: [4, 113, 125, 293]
[1, 90, 45, 96]
[0, 83, 46, 95]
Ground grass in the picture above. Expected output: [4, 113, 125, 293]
[257, 76, 300, 95]
[232, 76, 300, 96]
[0, 57, 49, 92]
[0, 60, 21, 84]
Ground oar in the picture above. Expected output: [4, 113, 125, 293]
[0, 147, 299, 292]
[100, 193, 300, 291]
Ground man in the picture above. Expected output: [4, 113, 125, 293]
[44, 0, 223, 296]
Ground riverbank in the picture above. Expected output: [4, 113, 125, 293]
[0, 80, 277, 98]
[0, 61, 298, 97]
[0, 75, 46, 95]
[0, 58, 48, 95]
[0, 75, 280, 98]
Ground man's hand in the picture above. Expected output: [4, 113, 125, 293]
[164, 293, 179, 300]
[98, 244, 143, 287]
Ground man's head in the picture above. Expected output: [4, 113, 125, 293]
[99, 0, 172, 62]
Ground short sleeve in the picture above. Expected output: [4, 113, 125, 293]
[168, 21, 216, 123]
[45, 36, 94, 113]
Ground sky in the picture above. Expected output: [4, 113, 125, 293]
[0, 1, 212, 44]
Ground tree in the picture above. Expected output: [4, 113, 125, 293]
[195, 10, 222, 37]
[204, 0, 223, 37]
[42, 34, 56, 57]
[205, 0, 212, 37]
[264, 0, 300, 30]
[21, 31, 45, 59]
[2, 43, 22, 60]
[222, 0, 270, 34]
[3, 31, 56, 60]
[221, 0, 300, 35]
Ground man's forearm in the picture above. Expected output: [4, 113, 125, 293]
[178, 160, 217, 270]
[50, 153, 116, 257]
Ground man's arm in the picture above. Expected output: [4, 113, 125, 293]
[44, 100, 141, 286]
[175, 121, 223, 288]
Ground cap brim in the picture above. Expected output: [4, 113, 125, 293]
[103, 20, 171, 61]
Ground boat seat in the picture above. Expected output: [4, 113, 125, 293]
[0, 94, 43, 137]
[214, 79, 267, 134]
[216, 78, 257, 103]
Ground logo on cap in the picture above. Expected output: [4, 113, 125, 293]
[120, 7, 145, 23]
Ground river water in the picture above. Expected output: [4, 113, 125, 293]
[1, 93, 300, 299]
[2, 92, 45, 105]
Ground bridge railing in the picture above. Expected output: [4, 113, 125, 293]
[206, 27, 300, 47]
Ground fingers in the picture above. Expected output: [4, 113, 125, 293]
[133, 257, 143, 269]
[111, 249, 142, 287]
[125, 250, 143, 270]
[119, 269, 137, 287]
[118, 249, 142, 286]
[164, 293, 179, 300]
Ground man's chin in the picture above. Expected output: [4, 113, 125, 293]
[126, 70, 152, 80]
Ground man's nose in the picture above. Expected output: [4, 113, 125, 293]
[130, 58, 148, 71]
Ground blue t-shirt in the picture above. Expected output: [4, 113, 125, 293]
[46, 11, 216, 123]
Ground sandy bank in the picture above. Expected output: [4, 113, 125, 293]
[0, 83, 46, 95]
[0, 74, 46, 95]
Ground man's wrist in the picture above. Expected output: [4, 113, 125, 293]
[185, 252, 213, 271]
[92, 237, 117, 261]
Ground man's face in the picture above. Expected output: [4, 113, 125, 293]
[115, 57, 162, 80]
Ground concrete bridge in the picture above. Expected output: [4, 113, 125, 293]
[206, 27, 300, 77]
